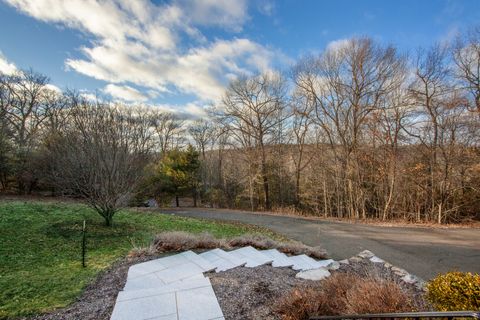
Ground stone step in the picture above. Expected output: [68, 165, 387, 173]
[127, 251, 216, 280]
[123, 271, 167, 291]
[111, 278, 224, 320]
[288, 254, 333, 271]
[261, 249, 294, 267]
[124, 262, 209, 291]
[227, 246, 273, 267]
[117, 277, 211, 302]
[176, 285, 224, 320]
[110, 290, 177, 320]
[200, 248, 247, 272]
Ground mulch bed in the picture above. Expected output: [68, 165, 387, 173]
[208, 265, 310, 320]
[209, 259, 429, 320]
[21, 254, 428, 320]
[335, 259, 429, 311]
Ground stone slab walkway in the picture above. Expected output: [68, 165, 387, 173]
[111, 246, 336, 320]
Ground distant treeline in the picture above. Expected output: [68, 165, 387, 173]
[1, 27, 479, 224]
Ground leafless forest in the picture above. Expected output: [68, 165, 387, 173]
[1, 29, 479, 224]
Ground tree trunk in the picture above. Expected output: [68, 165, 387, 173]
[104, 214, 113, 227]
[437, 202, 442, 224]
[260, 144, 270, 210]
[295, 170, 301, 207]
[263, 172, 270, 210]
[175, 195, 179, 207]
[323, 179, 328, 217]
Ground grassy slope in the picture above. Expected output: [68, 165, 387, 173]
[0, 200, 280, 318]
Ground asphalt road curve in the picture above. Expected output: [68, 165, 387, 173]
[158, 207, 480, 280]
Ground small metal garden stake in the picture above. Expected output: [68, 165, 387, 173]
[82, 220, 86, 268]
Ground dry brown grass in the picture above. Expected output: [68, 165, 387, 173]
[275, 273, 416, 320]
[152, 231, 226, 252]
[128, 231, 328, 259]
[227, 234, 328, 259]
[228, 234, 278, 249]
[276, 242, 327, 260]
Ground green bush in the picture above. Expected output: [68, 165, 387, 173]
[426, 271, 480, 311]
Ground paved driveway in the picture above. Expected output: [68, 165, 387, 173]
[158, 208, 480, 280]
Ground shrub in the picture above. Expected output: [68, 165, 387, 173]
[276, 273, 416, 320]
[344, 277, 414, 314]
[426, 271, 480, 311]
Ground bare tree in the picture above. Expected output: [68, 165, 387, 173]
[289, 89, 316, 207]
[188, 119, 216, 203]
[408, 45, 451, 222]
[151, 111, 185, 155]
[48, 96, 153, 226]
[219, 72, 289, 210]
[294, 38, 406, 218]
[452, 26, 480, 114]
[189, 119, 215, 159]
[0, 69, 52, 193]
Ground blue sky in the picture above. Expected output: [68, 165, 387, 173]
[0, 0, 479, 116]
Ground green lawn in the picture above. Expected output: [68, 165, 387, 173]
[0, 200, 280, 319]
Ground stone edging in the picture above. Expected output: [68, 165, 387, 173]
[338, 250, 426, 291]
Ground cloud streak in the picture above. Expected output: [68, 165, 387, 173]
[103, 84, 149, 102]
[4, 0, 284, 103]
[0, 52, 17, 75]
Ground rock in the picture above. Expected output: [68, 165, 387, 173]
[369, 256, 385, 263]
[401, 274, 417, 284]
[339, 259, 349, 265]
[391, 266, 408, 277]
[349, 256, 363, 263]
[357, 250, 375, 259]
[384, 262, 393, 269]
[327, 261, 341, 270]
[144, 198, 158, 207]
[296, 267, 331, 281]
[415, 281, 427, 291]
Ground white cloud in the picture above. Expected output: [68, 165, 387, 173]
[183, 102, 209, 118]
[326, 39, 351, 53]
[0, 53, 17, 75]
[179, 0, 249, 32]
[45, 83, 62, 93]
[439, 25, 459, 46]
[149, 101, 210, 119]
[0, 53, 65, 92]
[104, 83, 148, 102]
[79, 91, 99, 102]
[257, 0, 275, 16]
[4, 0, 284, 107]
